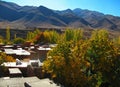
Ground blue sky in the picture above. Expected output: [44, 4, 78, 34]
[2, 0, 120, 16]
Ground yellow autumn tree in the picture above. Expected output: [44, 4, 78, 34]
[43, 40, 91, 87]
[86, 29, 120, 87]
[0, 52, 15, 65]
[43, 29, 120, 87]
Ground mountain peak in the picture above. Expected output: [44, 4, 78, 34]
[38, 5, 47, 9]
[37, 5, 57, 17]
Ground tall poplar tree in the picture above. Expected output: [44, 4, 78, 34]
[6, 26, 10, 42]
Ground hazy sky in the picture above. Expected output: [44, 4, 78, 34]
[2, 0, 120, 16]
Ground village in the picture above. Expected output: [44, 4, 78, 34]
[0, 43, 61, 87]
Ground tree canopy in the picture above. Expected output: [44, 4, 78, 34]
[43, 29, 120, 87]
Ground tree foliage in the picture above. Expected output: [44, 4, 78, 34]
[6, 26, 10, 42]
[0, 52, 15, 65]
[5, 26, 11, 44]
[43, 29, 120, 87]
[13, 37, 25, 44]
[44, 30, 59, 44]
[26, 29, 59, 44]
[0, 35, 4, 44]
[86, 30, 120, 87]
[26, 29, 41, 43]
[63, 29, 83, 42]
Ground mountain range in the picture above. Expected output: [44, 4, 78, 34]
[0, 1, 120, 30]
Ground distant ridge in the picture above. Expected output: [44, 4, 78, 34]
[0, 1, 120, 30]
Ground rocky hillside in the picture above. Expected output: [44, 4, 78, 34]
[0, 1, 120, 30]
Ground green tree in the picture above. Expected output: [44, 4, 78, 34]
[61, 29, 83, 42]
[64, 29, 74, 41]
[6, 26, 10, 42]
[13, 37, 25, 44]
[26, 29, 41, 43]
[44, 30, 59, 44]
[0, 35, 4, 44]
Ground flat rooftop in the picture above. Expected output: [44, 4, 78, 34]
[9, 68, 22, 74]
[37, 47, 51, 51]
[0, 77, 62, 87]
[2, 62, 28, 68]
[4, 49, 30, 55]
